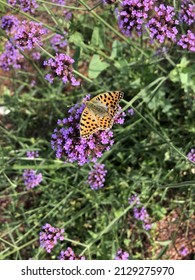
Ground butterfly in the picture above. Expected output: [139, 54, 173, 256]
[80, 91, 124, 139]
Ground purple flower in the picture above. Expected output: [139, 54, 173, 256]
[114, 107, 126, 124]
[52, 0, 65, 5]
[0, 41, 24, 71]
[147, 4, 179, 43]
[26, 151, 39, 159]
[177, 30, 195, 52]
[114, 249, 129, 260]
[133, 207, 152, 230]
[1, 15, 19, 34]
[14, 20, 47, 50]
[50, 34, 68, 52]
[179, 246, 189, 257]
[118, 0, 156, 37]
[32, 51, 41, 60]
[128, 194, 140, 205]
[8, 0, 39, 13]
[187, 148, 195, 163]
[129, 194, 152, 230]
[88, 163, 107, 190]
[51, 95, 124, 165]
[23, 169, 42, 190]
[127, 108, 135, 116]
[39, 223, 65, 253]
[43, 53, 80, 86]
[58, 247, 85, 260]
[179, 0, 195, 26]
[64, 10, 72, 21]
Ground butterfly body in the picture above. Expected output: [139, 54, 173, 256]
[85, 100, 110, 118]
[80, 91, 124, 139]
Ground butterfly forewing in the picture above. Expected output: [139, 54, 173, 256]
[80, 91, 124, 139]
[93, 91, 124, 118]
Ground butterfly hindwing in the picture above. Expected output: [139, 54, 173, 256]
[80, 107, 99, 138]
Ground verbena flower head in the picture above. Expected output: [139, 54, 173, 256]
[32, 51, 41, 60]
[127, 108, 135, 116]
[39, 223, 65, 253]
[118, 0, 156, 37]
[51, 95, 125, 165]
[133, 206, 152, 230]
[88, 163, 107, 190]
[128, 193, 140, 205]
[23, 169, 42, 190]
[114, 249, 129, 260]
[147, 4, 179, 43]
[129, 194, 152, 230]
[187, 148, 195, 163]
[50, 34, 68, 52]
[44, 53, 80, 86]
[1, 15, 19, 34]
[177, 30, 195, 52]
[179, 246, 189, 257]
[14, 20, 47, 50]
[0, 41, 24, 71]
[26, 150, 39, 159]
[179, 0, 195, 26]
[58, 247, 86, 260]
[8, 0, 39, 13]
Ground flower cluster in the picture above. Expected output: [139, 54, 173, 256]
[32, 51, 41, 60]
[39, 223, 65, 253]
[44, 53, 80, 86]
[51, 95, 125, 165]
[129, 194, 152, 230]
[118, 0, 156, 36]
[179, 0, 195, 26]
[26, 150, 39, 159]
[14, 20, 47, 50]
[177, 30, 195, 52]
[23, 169, 42, 190]
[88, 163, 107, 190]
[1, 15, 19, 34]
[114, 249, 129, 260]
[8, 0, 39, 13]
[0, 41, 24, 71]
[147, 4, 179, 43]
[50, 33, 68, 52]
[58, 247, 85, 260]
[127, 108, 135, 116]
[187, 148, 195, 163]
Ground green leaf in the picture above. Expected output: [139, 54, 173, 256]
[91, 27, 104, 49]
[69, 32, 86, 48]
[88, 54, 109, 79]
[111, 40, 123, 59]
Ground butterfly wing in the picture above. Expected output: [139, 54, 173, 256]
[97, 115, 114, 130]
[80, 107, 99, 138]
[92, 91, 124, 118]
[80, 91, 124, 139]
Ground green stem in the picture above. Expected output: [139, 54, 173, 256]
[72, 69, 93, 84]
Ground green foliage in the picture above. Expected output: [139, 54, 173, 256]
[0, 0, 194, 261]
